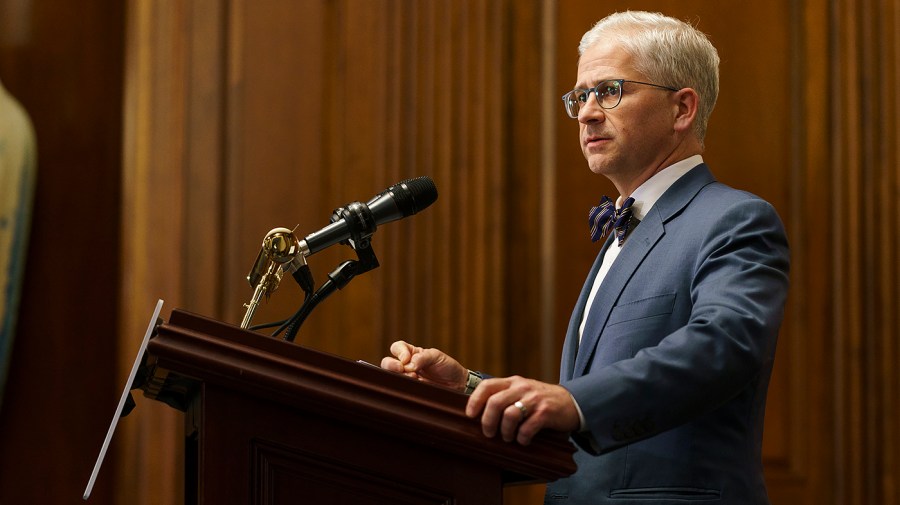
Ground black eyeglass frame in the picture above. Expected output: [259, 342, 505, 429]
[561, 79, 680, 118]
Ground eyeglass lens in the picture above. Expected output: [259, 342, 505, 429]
[563, 80, 623, 117]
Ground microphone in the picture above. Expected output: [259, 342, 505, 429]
[302, 176, 438, 255]
[240, 176, 436, 330]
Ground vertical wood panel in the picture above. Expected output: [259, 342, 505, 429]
[830, 0, 900, 503]
[789, 0, 833, 502]
[120, 2, 191, 504]
[880, 4, 900, 503]
[506, 0, 552, 381]
[832, 0, 863, 499]
[184, 0, 227, 318]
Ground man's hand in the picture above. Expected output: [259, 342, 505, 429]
[380, 340, 468, 391]
[466, 376, 580, 445]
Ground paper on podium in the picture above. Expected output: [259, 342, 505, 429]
[82, 299, 164, 500]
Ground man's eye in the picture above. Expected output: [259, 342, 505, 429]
[600, 84, 619, 97]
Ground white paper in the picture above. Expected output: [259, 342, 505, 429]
[82, 299, 164, 500]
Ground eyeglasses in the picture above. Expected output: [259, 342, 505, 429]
[561, 79, 680, 118]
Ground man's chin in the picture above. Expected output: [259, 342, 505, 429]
[585, 159, 612, 176]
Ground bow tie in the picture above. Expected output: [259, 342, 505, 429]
[589, 196, 636, 246]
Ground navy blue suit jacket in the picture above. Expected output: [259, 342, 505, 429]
[546, 164, 790, 504]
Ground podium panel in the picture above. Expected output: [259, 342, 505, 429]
[143, 310, 576, 505]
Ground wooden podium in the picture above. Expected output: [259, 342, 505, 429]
[140, 309, 576, 505]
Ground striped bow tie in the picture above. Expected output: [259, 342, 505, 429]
[588, 196, 636, 246]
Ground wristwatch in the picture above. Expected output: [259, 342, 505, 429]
[464, 369, 483, 395]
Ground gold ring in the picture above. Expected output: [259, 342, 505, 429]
[513, 400, 528, 419]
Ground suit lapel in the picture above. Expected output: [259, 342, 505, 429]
[573, 212, 664, 376]
[560, 237, 613, 381]
[571, 164, 716, 378]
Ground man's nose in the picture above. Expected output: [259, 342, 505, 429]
[578, 95, 606, 124]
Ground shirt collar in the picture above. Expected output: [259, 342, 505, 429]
[616, 154, 704, 221]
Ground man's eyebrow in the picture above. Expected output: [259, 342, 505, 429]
[574, 77, 611, 89]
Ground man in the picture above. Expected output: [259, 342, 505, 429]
[381, 11, 789, 505]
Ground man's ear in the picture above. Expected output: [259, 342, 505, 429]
[673, 88, 699, 134]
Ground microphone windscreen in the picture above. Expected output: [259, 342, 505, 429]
[390, 176, 438, 216]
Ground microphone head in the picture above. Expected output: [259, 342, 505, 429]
[305, 176, 439, 256]
[367, 176, 438, 224]
[388, 176, 438, 216]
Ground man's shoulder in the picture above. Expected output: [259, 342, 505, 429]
[682, 181, 786, 241]
[695, 180, 769, 207]
[656, 164, 775, 222]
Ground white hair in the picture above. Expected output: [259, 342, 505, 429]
[579, 11, 720, 142]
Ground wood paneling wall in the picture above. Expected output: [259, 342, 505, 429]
[0, 1, 897, 504]
[827, 0, 900, 502]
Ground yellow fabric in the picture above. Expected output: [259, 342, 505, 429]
[0, 80, 37, 405]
